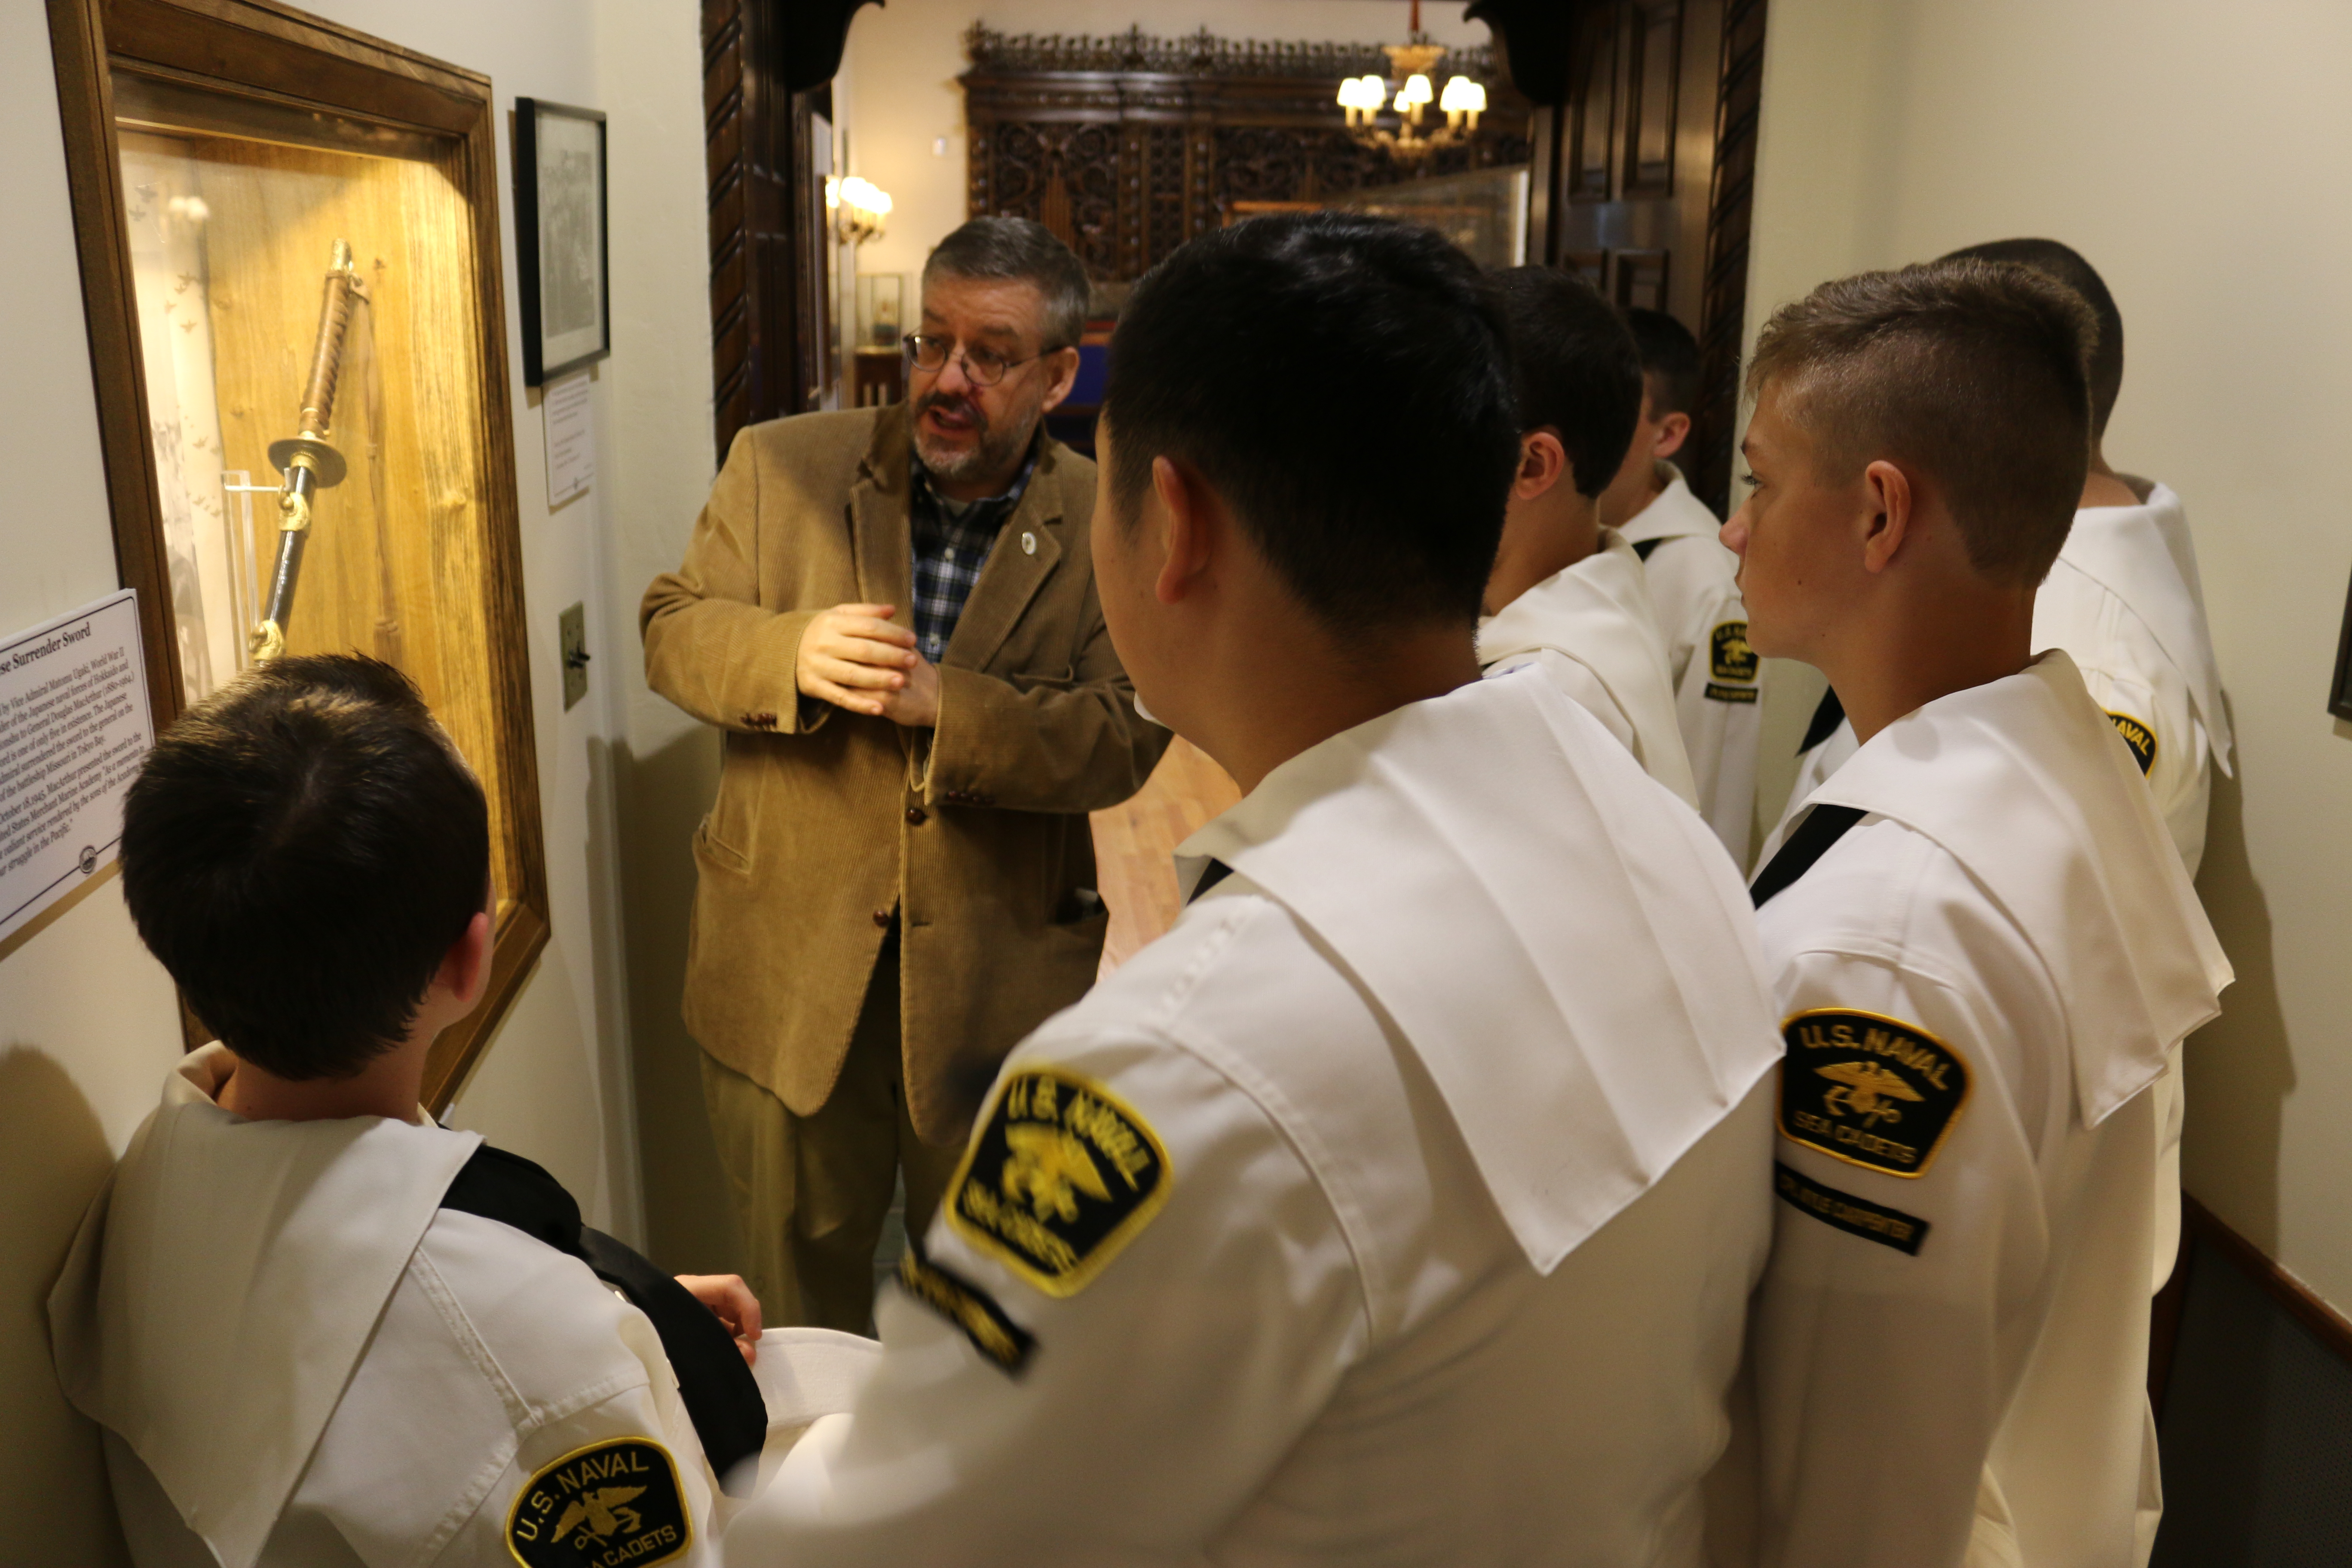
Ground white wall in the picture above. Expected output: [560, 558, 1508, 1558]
[1746, 0, 2352, 1310]
[837, 0, 1494, 286]
[2, 1, 720, 1555]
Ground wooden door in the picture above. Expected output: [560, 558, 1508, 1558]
[1526, 0, 1767, 514]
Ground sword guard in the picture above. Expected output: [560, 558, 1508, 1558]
[268, 436, 347, 489]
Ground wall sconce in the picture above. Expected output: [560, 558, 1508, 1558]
[826, 175, 893, 245]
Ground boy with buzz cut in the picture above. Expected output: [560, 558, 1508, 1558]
[1480, 266, 1700, 808]
[727, 211, 1782, 1566]
[50, 655, 786, 1568]
[1715, 262, 2233, 1568]
[1599, 307, 1763, 863]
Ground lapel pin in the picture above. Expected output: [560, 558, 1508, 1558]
[1021, 530, 1037, 555]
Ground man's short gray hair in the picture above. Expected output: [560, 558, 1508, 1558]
[924, 217, 1090, 350]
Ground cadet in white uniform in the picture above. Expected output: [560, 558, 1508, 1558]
[1602, 309, 1764, 861]
[1790, 240, 2234, 1291]
[1716, 262, 2230, 1568]
[49, 656, 778, 1568]
[730, 212, 1783, 1567]
[1477, 266, 1700, 807]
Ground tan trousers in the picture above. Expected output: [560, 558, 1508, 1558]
[698, 929, 964, 1333]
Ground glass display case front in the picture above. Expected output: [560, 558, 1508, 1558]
[54, 0, 549, 1104]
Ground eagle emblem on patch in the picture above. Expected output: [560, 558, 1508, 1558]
[1710, 620, 1758, 683]
[946, 1068, 1171, 1296]
[506, 1438, 690, 1568]
[2105, 710, 2158, 775]
[1778, 1009, 1969, 1178]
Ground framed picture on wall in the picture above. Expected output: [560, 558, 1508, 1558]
[2331, 568, 2352, 722]
[514, 98, 609, 386]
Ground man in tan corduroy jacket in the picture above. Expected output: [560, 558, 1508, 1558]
[642, 219, 1165, 1330]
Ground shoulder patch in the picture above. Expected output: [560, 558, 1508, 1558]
[898, 1246, 1037, 1373]
[507, 1438, 690, 1568]
[1778, 1009, 1970, 1178]
[1710, 620, 1758, 683]
[2105, 710, 2158, 775]
[1775, 1161, 1932, 1254]
[946, 1068, 1171, 1297]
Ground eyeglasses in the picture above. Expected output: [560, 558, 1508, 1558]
[902, 333, 1061, 387]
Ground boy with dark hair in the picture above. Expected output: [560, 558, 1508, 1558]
[1479, 268, 1698, 805]
[1717, 262, 2230, 1567]
[729, 212, 1782, 1563]
[1600, 307, 1764, 862]
[51, 655, 783, 1568]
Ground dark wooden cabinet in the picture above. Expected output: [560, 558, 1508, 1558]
[1525, 0, 1768, 514]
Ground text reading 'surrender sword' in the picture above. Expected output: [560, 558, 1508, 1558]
[251, 239, 366, 662]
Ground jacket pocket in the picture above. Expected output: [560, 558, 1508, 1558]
[693, 814, 753, 875]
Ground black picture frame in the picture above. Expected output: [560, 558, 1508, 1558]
[513, 97, 609, 386]
[2331, 565, 2352, 722]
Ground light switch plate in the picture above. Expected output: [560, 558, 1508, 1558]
[559, 602, 588, 710]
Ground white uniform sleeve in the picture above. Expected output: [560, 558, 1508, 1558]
[1753, 949, 2050, 1568]
[1668, 570, 1763, 865]
[2059, 652, 2210, 878]
[290, 1212, 726, 1568]
[1491, 647, 1641, 755]
[729, 1034, 1365, 1567]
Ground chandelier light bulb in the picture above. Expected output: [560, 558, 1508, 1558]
[1402, 73, 1434, 107]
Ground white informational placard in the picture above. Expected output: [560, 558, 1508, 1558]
[0, 590, 153, 946]
[544, 368, 596, 506]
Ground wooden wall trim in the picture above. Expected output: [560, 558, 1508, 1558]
[2182, 1193, 2352, 1369]
[1686, 0, 1766, 517]
[703, 0, 812, 462]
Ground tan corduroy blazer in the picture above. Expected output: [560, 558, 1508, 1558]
[642, 405, 1167, 1145]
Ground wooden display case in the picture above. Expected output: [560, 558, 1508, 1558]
[48, 0, 548, 1109]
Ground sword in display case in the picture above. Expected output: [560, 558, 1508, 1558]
[251, 238, 367, 662]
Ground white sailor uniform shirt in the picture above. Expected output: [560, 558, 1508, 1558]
[730, 670, 1783, 1566]
[49, 1045, 734, 1568]
[1478, 526, 1703, 809]
[1730, 652, 2230, 1568]
[1618, 462, 1764, 862]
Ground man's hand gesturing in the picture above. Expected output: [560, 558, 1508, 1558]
[796, 603, 940, 727]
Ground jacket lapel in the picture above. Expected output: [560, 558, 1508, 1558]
[850, 405, 915, 616]
[944, 443, 1067, 673]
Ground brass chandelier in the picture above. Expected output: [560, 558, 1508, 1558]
[1335, 2, 1488, 165]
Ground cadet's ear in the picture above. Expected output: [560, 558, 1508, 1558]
[1859, 459, 1914, 574]
[1653, 411, 1692, 460]
[1151, 455, 1219, 606]
[1516, 430, 1571, 501]
[438, 910, 494, 1012]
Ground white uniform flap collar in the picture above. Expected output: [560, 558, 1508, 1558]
[1615, 464, 1722, 546]
[1178, 672, 1781, 1274]
[1812, 653, 2231, 1126]
[2055, 484, 2232, 770]
[1477, 530, 1692, 799]
[48, 1044, 480, 1568]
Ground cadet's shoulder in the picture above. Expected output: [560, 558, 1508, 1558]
[408, 1210, 653, 1405]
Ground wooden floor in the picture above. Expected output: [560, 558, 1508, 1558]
[1089, 737, 1242, 975]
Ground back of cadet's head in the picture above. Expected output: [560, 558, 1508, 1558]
[1625, 306, 1702, 418]
[1747, 259, 2096, 585]
[1102, 211, 1519, 634]
[1489, 266, 1643, 500]
[119, 654, 490, 1081]
[1940, 238, 2122, 438]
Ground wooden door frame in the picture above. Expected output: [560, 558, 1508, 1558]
[44, 0, 549, 1111]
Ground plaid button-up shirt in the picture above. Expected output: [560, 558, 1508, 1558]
[907, 443, 1041, 664]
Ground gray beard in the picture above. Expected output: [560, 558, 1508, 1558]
[914, 393, 1035, 486]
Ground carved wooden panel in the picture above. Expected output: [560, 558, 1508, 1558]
[1565, 248, 1608, 288]
[961, 25, 1533, 285]
[1568, 5, 1618, 202]
[1622, 0, 1682, 196]
[1613, 247, 1670, 311]
[1687, 0, 1769, 514]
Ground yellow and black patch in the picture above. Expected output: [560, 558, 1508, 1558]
[2106, 710, 2158, 775]
[946, 1067, 1171, 1297]
[1775, 1160, 1932, 1255]
[507, 1438, 689, 1568]
[1710, 620, 1758, 683]
[898, 1246, 1036, 1374]
[1778, 1009, 1969, 1178]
